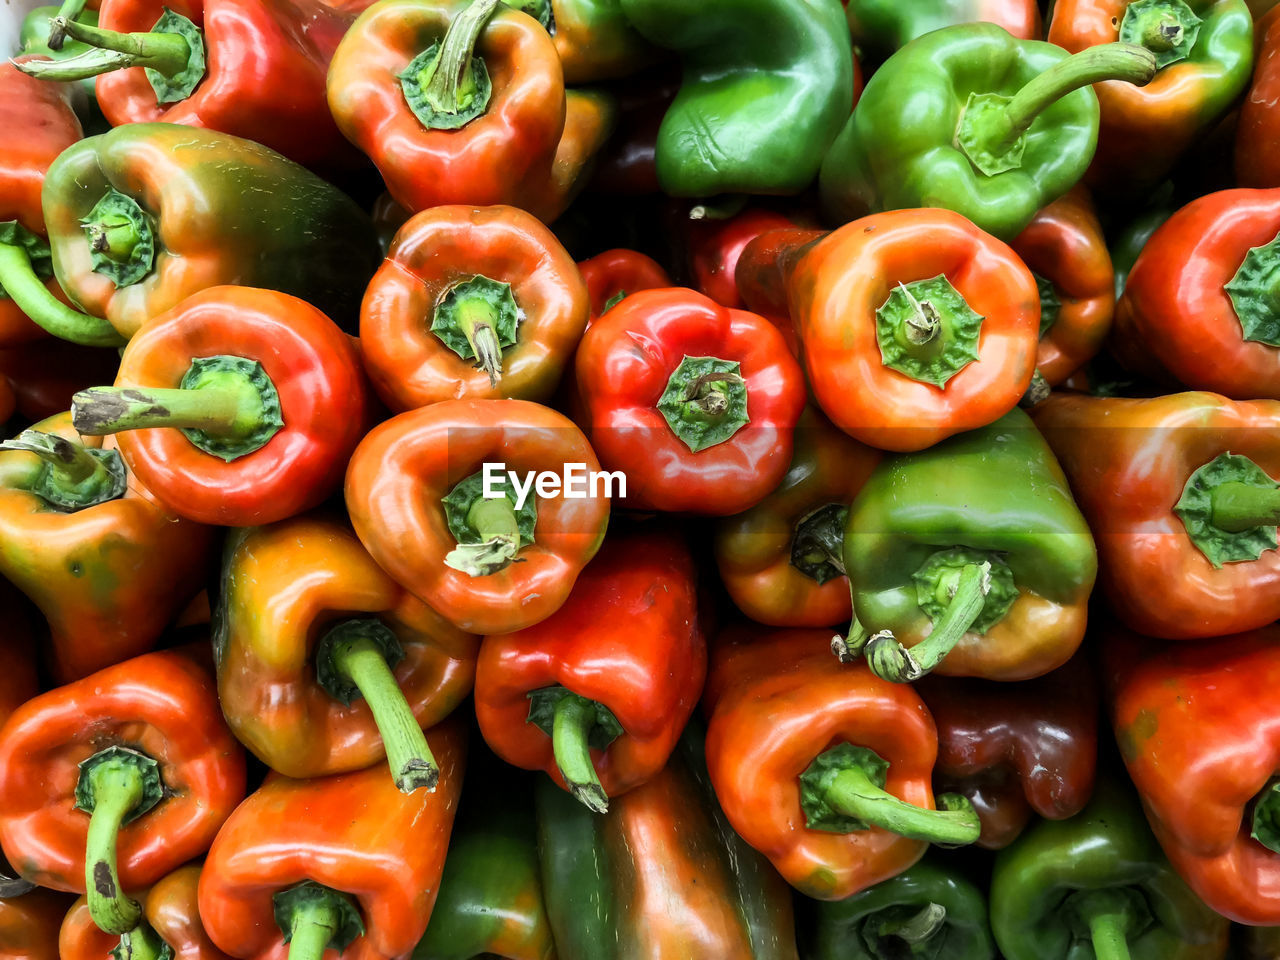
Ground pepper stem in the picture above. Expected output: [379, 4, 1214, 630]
[832, 581, 895, 663]
[287, 900, 343, 960]
[83, 762, 147, 934]
[0, 243, 124, 347]
[422, 0, 503, 117]
[865, 562, 991, 683]
[879, 903, 948, 944]
[443, 493, 522, 576]
[1065, 890, 1140, 960]
[46, 0, 90, 49]
[1142, 15, 1184, 50]
[456, 299, 502, 387]
[822, 767, 981, 845]
[897, 281, 941, 344]
[1088, 911, 1134, 960]
[552, 694, 609, 814]
[112, 922, 173, 960]
[0, 430, 104, 485]
[14, 15, 191, 82]
[1210, 482, 1280, 532]
[273, 882, 364, 960]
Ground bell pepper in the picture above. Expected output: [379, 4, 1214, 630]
[714, 407, 883, 628]
[990, 777, 1231, 959]
[808, 854, 995, 960]
[840, 408, 1097, 682]
[1106, 623, 1280, 925]
[1010, 185, 1116, 387]
[574, 286, 806, 514]
[1237, 7, 1280, 187]
[576, 247, 671, 323]
[214, 513, 479, 791]
[475, 528, 703, 811]
[616, 0, 853, 197]
[361, 204, 589, 411]
[0, 648, 246, 936]
[733, 226, 827, 319]
[1047, 0, 1253, 190]
[783, 209, 1040, 451]
[846, 0, 1041, 64]
[69, 285, 369, 527]
[537, 718, 800, 959]
[1, 887, 74, 960]
[60, 863, 230, 960]
[0, 338, 120, 423]
[197, 717, 466, 960]
[685, 208, 797, 310]
[819, 27, 1158, 241]
[327, 0, 565, 215]
[1111, 188, 1280, 400]
[20, 4, 106, 117]
[915, 656, 1098, 849]
[1110, 195, 1176, 298]
[704, 627, 981, 902]
[1, 122, 380, 344]
[1033, 391, 1280, 639]
[0, 411, 212, 681]
[526, 0, 655, 83]
[0, 58, 82, 348]
[519, 87, 617, 224]
[14, 0, 361, 172]
[345, 398, 610, 636]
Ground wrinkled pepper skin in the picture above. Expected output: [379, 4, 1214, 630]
[1033, 392, 1280, 639]
[475, 529, 704, 802]
[214, 513, 479, 781]
[0, 412, 213, 682]
[714, 408, 883, 628]
[198, 718, 466, 960]
[847, 0, 1041, 63]
[617, 0, 853, 197]
[42, 123, 380, 338]
[1112, 188, 1280, 400]
[844, 409, 1097, 680]
[1106, 625, 1280, 924]
[1237, 7, 1280, 186]
[916, 656, 1098, 849]
[1010, 186, 1115, 386]
[1, 887, 75, 960]
[537, 721, 800, 960]
[576, 247, 671, 323]
[990, 778, 1230, 959]
[809, 855, 995, 960]
[0, 649, 247, 894]
[60, 863, 231, 959]
[1048, 0, 1253, 188]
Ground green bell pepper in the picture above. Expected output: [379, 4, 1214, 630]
[818, 25, 1158, 240]
[990, 778, 1231, 960]
[845, 0, 1041, 66]
[809, 854, 996, 960]
[616, 0, 852, 197]
[839, 408, 1097, 683]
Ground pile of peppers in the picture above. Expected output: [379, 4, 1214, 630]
[6, 0, 1280, 956]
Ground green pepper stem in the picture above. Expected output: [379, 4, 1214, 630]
[879, 903, 948, 944]
[1210, 482, 1280, 532]
[821, 767, 981, 845]
[1141, 15, 1184, 51]
[85, 217, 143, 266]
[865, 562, 991, 683]
[46, 0, 90, 49]
[832, 581, 895, 664]
[0, 430, 104, 485]
[422, 0, 502, 117]
[14, 15, 191, 82]
[552, 694, 609, 815]
[71, 383, 262, 438]
[1019, 369, 1051, 408]
[84, 761, 145, 935]
[329, 634, 438, 794]
[455, 299, 503, 387]
[999, 44, 1158, 148]
[896, 281, 941, 344]
[0, 243, 124, 347]
[1088, 910, 1134, 960]
[286, 898, 343, 960]
[443, 494, 522, 577]
[114, 922, 172, 960]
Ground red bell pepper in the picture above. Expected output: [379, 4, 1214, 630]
[685, 207, 797, 309]
[2, 887, 74, 960]
[576, 247, 671, 323]
[475, 528, 704, 812]
[1237, 6, 1280, 187]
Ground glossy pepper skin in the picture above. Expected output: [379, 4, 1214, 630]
[575, 287, 806, 514]
[476, 529, 704, 807]
[0, 411, 212, 681]
[990, 778, 1230, 960]
[198, 717, 466, 960]
[685, 208, 796, 310]
[360, 204, 589, 411]
[820, 25, 1156, 242]
[1010, 186, 1115, 386]
[1112, 188, 1280, 400]
[60, 863, 231, 960]
[0, 649, 247, 895]
[1033, 392, 1280, 639]
[809, 854, 995, 960]
[39, 123, 380, 340]
[843, 408, 1097, 682]
[784, 210, 1039, 451]
[1237, 7, 1280, 186]
[1, 887, 75, 960]
[617, 0, 852, 197]
[714, 408, 883, 628]
[0, 59, 81, 347]
[1106, 624, 1280, 925]
[327, 0, 565, 215]
[214, 513, 479, 783]
[846, 0, 1041, 64]
[1048, 0, 1253, 189]
[537, 720, 800, 960]
[916, 656, 1098, 849]
[72, 285, 369, 527]
[542, 0, 656, 83]
[577, 247, 670, 323]
[345, 399, 609, 636]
